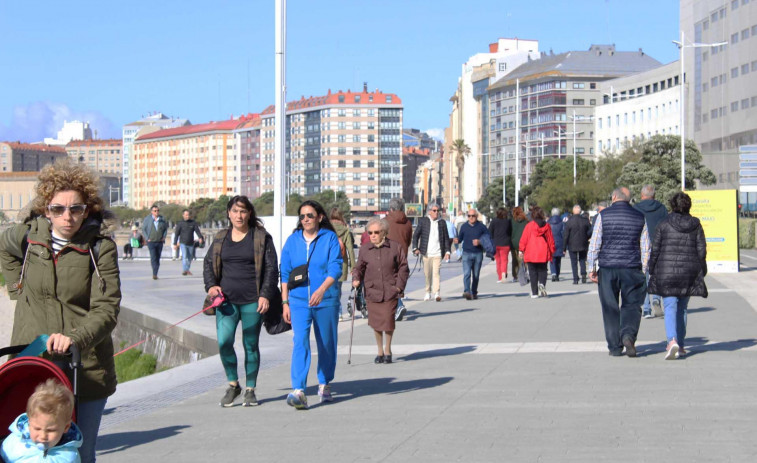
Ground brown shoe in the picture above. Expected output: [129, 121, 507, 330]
[186, 271, 193, 276]
[152, 275, 158, 280]
[435, 293, 441, 302]
[181, 271, 187, 276]
[462, 292, 472, 300]
[472, 293, 478, 300]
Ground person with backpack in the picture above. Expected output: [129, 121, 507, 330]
[329, 207, 355, 321]
[0, 159, 121, 463]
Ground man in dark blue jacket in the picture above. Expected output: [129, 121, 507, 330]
[634, 184, 668, 318]
[588, 187, 650, 358]
[455, 209, 488, 300]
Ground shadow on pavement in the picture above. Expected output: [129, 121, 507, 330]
[97, 425, 190, 455]
[399, 345, 477, 362]
[687, 306, 716, 314]
[304, 376, 454, 407]
[638, 337, 757, 358]
[406, 308, 476, 321]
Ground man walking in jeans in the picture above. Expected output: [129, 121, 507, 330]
[455, 209, 488, 300]
[142, 204, 168, 280]
[634, 184, 668, 318]
[563, 205, 591, 284]
[173, 209, 204, 276]
[588, 187, 650, 357]
[412, 203, 450, 302]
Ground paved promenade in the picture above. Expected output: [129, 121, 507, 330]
[4, 250, 757, 461]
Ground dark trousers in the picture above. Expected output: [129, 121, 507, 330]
[147, 241, 163, 277]
[527, 262, 548, 296]
[569, 250, 587, 281]
[598, 267, 646, 354]
[549, 256, 562, 277]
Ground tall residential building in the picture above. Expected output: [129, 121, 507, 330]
[402, 147, 430, 204]
[43, 120, 93, 146]
[131, 116, 254, 209]
[681, 0, 757, 191]
[256, 87, 403, 218]
[234, 115, 263, 199]
[487, 45, 661, 188]
[594, 62, 682, 154]
[403, 128, 441, 152]
[122, 113, 190, 205]
[0, 142, 67, 172]
[449, 38, 541, 207]
[65, 139, 123, 175]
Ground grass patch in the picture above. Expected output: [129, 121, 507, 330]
[114, 343, 157, 383]
[739, 218, 756, 249]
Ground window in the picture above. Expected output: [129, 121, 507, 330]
[386, 96, 392, 103]
[732, 67, 739, 78]
[353, 122, 360, 129]
[353, 160, 360, 168]
[368, 135, 375, 142]
[337, 160, 346, 168]
[711, 77, 718, 87]
[732, 0, 739, 9]
[338, 122, 346, 129]
[338, 95, 345, 103]
[353, 199, 360, 206]
[572, 99, 584, 105]
[338, 135, 346, 142]
[590, 99, 596, 105]
[338, 147, 346, 155]
[498, 62, 506, 72]
[354, 95, 361, 103]
[353, 109, 360, 117]
[742, 98, 750, 110]
[703, 19, 709, 30]
[711, 12, 718, 23]
[743, 64, 750, 75]
[598, 118, 603, 129]
[752, 60, 757, 72]
[352, 148, 361, 155]
[338, 109, 346, 117]
[742, 29, 750, 40]
[731, 33, 739, 44]
[572, 83, 585, 89]
[732, 101, 740, 112]
[752, 25, 757, 36]
[352, 135, 360, 142]
[711, 109, 718, 119]
[703, 51, 708, 61]
[590, 83, 596, 89]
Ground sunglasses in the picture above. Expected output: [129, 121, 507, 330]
[299, 213, 317, 220]
[467, 214, 476, 217]
[152, 209, 159, 212]
[430, 209, 439, 212]
[367, 231, 382, 235]
[48, 204, 87, 218]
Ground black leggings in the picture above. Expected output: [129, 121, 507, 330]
[527, 262, 548, 295]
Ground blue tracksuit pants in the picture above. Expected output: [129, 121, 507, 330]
[290, 302, 339, 390]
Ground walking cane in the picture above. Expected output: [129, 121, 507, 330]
[347, 286, 357, 365]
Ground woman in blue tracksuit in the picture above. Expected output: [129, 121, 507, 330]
[281, 200, 343, 409]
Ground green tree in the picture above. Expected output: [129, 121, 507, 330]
[449, 139, 471, 211]
[252, 192, 274, 216]
[617, 135, 716, 206]
[476, 175, 516, 217]
[308, 189, 351, 220]
[595, 149, 642, 203]
[521, 156, 600, 210]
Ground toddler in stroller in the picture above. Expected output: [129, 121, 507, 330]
[1, 379, 82, 463]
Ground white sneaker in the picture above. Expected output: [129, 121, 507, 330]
[538, 283, 548, 297]
[530, 294, 539, 299]
[424, 292, 432, 301]
[665, 340, 679, 360]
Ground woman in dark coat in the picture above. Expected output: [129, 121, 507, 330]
[547, 208, 565, 281]
[648, 192, 707, 360]
[352, 217, 409, 364]
[488, 207, 512, 283]
[510, 206, 528, 282]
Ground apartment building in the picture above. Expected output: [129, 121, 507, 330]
[595, 61, 682, 154]
[122, 113, 190, 205]
[0, 142, 67, 172]
[402, 147, 430, 204]
[234, 116, 263, 199]
[131, 116, 254, 209]
[486, 45, 661, 188]
[254, 87, 403, 218]
[65, 139, 123, 175]
[449, 38, 541, 206]
[681, 0, 757, 191]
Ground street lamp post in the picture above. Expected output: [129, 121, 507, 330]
[567, 111, 590, 187]
[673, 31, 727, 190]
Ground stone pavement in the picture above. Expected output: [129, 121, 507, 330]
[92, 249, 757, 462]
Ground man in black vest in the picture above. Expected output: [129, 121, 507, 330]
[588, 187, 650, 357]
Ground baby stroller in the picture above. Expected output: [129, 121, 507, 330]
[0, 337, 80, 444]
[346, 283, 368, 319]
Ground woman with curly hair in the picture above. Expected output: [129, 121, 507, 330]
[0, 159, 121, 463]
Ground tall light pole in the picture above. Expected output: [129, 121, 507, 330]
[673, 32, 727, 190]
[274, 0, 287, 252]
[567, 111, 590, 187]
[515, 78, 520, 206]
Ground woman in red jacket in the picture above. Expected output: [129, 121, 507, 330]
[519, 206, 556, 298]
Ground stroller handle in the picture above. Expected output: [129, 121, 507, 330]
[68, 343, 81, 369]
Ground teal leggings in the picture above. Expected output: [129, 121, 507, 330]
[216, 301, 262, 387]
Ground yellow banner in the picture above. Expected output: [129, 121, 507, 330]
[689, 189, 739, 273]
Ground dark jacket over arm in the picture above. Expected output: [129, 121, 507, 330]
[648, 213, 707, 297]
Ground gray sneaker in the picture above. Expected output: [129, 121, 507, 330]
[242, 388, 258, 407]
[538, 283, 548, 297]
[286, 389, 308, 410]
[652, 298, 663, 317]
[220, 384, 241, 407]
[318, 384, 333, 403]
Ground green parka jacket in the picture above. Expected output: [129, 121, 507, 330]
[0, 215, 121, 401]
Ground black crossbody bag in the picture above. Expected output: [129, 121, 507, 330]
[288, 235, 320, 290]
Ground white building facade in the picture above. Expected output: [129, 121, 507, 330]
[595, 61, 682, 155]
[43, 120, 93, 146]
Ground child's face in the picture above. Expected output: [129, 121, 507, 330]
[28, 412, 70, 449]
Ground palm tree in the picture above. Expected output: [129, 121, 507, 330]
[450, 139, 471, 211]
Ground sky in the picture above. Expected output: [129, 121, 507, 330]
[0, 0, 680, 143]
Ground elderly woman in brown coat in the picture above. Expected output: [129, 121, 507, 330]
[353, 217, 409, 364]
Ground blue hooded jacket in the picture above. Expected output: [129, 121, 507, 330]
[281, 228, 343, 308]
[1, 413, 82, 463]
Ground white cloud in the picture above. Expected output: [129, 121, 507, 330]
[0, 101, 119, 143]
[425, 127, 444, 142]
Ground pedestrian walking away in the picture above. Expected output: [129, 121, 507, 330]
[412, 203, 450, 303]
[588, 187, 651, 358]
[510, 206, 528, 283]
[488, 207, 512, 283]
[563, 205, 591, 284]
[203, 196, 279, 407]
[386, 197, 412, 316]
[142, 203, 168, 279]
[455, 209, 488, 300]
[648, 192, 708, 360]
[0, 159, 121, 463]
[174, 209, 204, 276]
[548, 208, 565, 282]
[519, 207, 556, 298]
[281, 200, 343, 409]
[634, 184, 668, 318]
[330, 207, 355, 322]
[353, 218, 409, 364]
